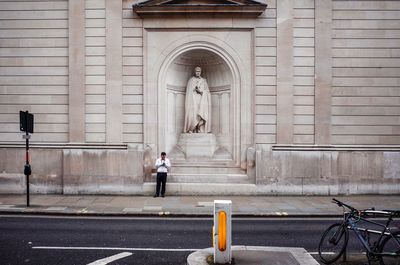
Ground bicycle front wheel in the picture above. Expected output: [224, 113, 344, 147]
[318, 223, 349, 264]
[379, 231, 400, 265]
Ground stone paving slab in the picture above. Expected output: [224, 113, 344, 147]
[0, 194, 399, 216]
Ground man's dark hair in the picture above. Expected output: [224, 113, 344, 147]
[161, 152, 166, 156]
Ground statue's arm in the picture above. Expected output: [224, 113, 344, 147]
[202, 79, 210, 93]
[195, 87, 203, 95]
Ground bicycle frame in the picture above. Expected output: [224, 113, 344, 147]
[334, 197, 400, 261]
[346, 214, 396, 257]
[319, 199, 400, 265]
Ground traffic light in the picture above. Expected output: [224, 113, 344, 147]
[20, 111, 34, 133]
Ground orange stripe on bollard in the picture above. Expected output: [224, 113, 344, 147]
[218, 211, 226, 251]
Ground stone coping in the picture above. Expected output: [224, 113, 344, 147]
[272, 144, 400, 151]
[0, 143, 128, 149]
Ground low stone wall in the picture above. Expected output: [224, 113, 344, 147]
[256, 148, 400, 195]
[0, 148, 63, 194]
[2, 146, 400, 195]
[63, 149, 144, 194]
[0, 148, 144, 195]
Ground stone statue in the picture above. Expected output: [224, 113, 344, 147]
[184, 66, 211, 133]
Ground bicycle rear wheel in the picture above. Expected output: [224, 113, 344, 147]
[379, 231, 400, 265]
[318, 223, 349, 264]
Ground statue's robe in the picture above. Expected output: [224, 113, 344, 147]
[184, 76, 211, 133]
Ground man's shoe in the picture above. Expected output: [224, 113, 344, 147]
[153, 194, 159, 198]
[161, 194, 165, 197]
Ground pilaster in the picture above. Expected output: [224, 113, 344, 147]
[105, 0, 123, 143]
[276, 0, 294, 144]
[315, 0, 332, 144]
[68, 0, 86, 142]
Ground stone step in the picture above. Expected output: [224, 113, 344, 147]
[170, 166, 244, 174]
[143, 182, 257, 196]
[150, 173, 251, 183]
[171, 159, 236, 165]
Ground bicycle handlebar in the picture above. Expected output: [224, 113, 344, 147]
[332, 198, 358, 212]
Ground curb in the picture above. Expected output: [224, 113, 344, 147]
[0, 209, 342, 218]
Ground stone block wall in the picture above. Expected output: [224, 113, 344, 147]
[0, 1, 69, 142]
[330, 1, 400, 145]
[1, 1, 399, 146]
[0, 0, 399, 195]
[0, 148, 144, 195]
[256, 148, 400, 195]
[0, 148, 63, 194]
[63, 149, 144, 194]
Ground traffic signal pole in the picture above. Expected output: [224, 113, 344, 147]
[20, 110, 33, 207]
[25, 130, 30, 207]
[23, 116, 31, 207]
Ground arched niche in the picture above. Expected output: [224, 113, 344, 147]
[144, 31, 253, 169]
[164, 49, 234, 160]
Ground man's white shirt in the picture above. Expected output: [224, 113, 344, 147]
[155, 158, 171, 173]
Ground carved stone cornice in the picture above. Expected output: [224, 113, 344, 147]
[133, 0, 267, 18]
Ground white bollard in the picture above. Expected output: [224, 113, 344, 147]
[213, 200, 232, 264]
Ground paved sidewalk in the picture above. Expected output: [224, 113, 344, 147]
[0, 194, 399, 216]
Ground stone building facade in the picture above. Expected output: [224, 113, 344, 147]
[0, 0, 399, 195]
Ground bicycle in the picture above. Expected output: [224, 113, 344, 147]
[318, 198, 400, 265]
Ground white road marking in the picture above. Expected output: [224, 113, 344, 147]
[310, 251, 367, 255]
[122, 208, 142, 213]
[197, 202, 214, 207]
[274, 212, 289, 216]
[309, 252, 332, 255]
[87, 252, 132, 265]
[143, 205, 162, 211]
[45, 207, 67, 211]
[33, 246, 200, 252]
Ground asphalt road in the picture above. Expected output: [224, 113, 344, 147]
[0, 215, 397, 265]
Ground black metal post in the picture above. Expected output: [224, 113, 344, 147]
[24, 112, 30, 207]
[20, 110, 33, 207]
[26, 131, 30, 207]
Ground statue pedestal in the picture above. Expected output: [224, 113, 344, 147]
[178, 133, 217, 158]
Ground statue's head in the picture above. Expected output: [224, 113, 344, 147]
[194, 66, 202, 77]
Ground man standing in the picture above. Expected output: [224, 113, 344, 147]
[154, 152, 171, 197]
[184, 66, 212, 133]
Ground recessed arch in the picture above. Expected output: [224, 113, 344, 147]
[157, 38, 242, 164]
[144, 31, 253, 167]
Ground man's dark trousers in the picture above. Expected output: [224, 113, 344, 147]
[156, 172, 167, 196]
